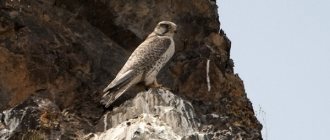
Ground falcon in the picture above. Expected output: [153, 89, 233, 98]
[101, 21, 177, 107]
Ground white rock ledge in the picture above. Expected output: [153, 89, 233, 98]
[90, 88, 208, 140]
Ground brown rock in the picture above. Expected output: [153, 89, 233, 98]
[0, 0, 262, 139]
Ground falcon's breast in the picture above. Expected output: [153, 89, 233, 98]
[143, 36, 175, 85]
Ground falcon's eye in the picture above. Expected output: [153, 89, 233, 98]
[159, 24, 170, 30]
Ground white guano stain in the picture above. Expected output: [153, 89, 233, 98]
[206, 59, 211, 92]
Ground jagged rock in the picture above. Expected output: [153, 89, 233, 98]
[0, 0, 262, 139]
[0, 93, 97, 139]
[0, 95, 61, 139]
[90, 89, 200, 140]
[91, 114, 183, 140]
[0, 0, 121, 121]
[94, 89, 201, 138]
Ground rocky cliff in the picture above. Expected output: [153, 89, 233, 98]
[0, 0, 262, 139]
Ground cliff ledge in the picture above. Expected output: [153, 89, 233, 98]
[0, 0, 262, 139]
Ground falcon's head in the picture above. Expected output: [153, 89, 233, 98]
[154, 21, 177, 37]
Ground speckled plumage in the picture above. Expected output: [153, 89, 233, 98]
[101, 21, 177, 107]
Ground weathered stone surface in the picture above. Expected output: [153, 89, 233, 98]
[0, 0, 262, 139]
[0, 93, 97, 139]
[0, 94, 61, 139]
[98, 89, 199, 134]
[92, 89, 204, 140]
[0, 0, 126, 115]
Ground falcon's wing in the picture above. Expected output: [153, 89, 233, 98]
[103, 69, 134, 93]
[124, 36, 172, 71]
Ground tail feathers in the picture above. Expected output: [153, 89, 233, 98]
[100, 83, 133, 108]
[103, 70, 134, 93]
[100, 92, 115, 108]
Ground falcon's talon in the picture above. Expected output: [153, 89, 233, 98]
[147, 80, 162, 88]
[147, 81, 171, 91]
[160, 86, 171, 90]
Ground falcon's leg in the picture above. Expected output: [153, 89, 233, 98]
[148, 79, 162, 88]
[147, 79, 171, 90]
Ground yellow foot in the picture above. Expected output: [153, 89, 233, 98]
[147, 80, 171, 91]
[148, 80, 162, 88]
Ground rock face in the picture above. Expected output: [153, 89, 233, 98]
[0, 0, 262, 139]
[92, 89, 204, 140]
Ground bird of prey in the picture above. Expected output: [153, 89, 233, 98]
[101, 21, 177, 107]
